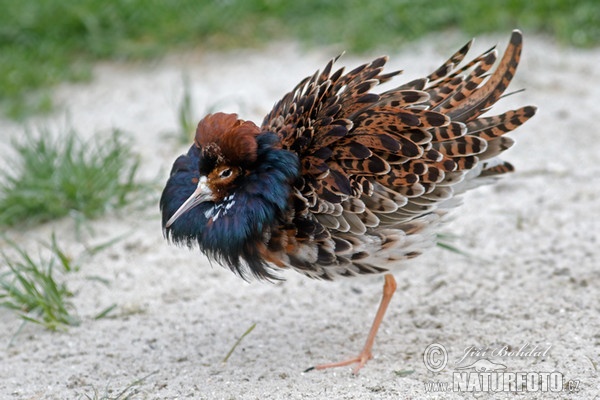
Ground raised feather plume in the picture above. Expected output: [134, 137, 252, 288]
[258, 30, 536, 280]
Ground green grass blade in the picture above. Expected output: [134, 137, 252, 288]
[94, 304, 117, 320]
[223, 322, 257, 363]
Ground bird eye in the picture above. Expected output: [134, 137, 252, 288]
[219, 168, 233, 179]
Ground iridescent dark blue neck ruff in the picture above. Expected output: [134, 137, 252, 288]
[161, 132, 299, 279]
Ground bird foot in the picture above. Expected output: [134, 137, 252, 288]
[308, 350, 373, 375]
[305, 274, 397, 375]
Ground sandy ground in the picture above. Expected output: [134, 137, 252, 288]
[0, 32, 599, 399]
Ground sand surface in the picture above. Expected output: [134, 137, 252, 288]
[0, 33, 599, 399]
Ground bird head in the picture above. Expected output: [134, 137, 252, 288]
[160, 112, 300, 279]
[164, 113, 261, 227]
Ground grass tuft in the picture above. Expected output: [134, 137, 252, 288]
[0, 233, 121, 336]
[0, 235, 79, 331]
[0, 127, 145, 228]
[175, 73, 196, 145]
[79, 371, 157, 400]
[163, 73, 197, 145]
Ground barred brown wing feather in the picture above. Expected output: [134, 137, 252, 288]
[259, 31, 535, 279]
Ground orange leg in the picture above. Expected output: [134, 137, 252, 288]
[311, 273, 397, 374]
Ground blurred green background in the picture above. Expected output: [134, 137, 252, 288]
[1, 0, 599, 118]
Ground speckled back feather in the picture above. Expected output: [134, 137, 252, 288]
[260, 30, 536, 280]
